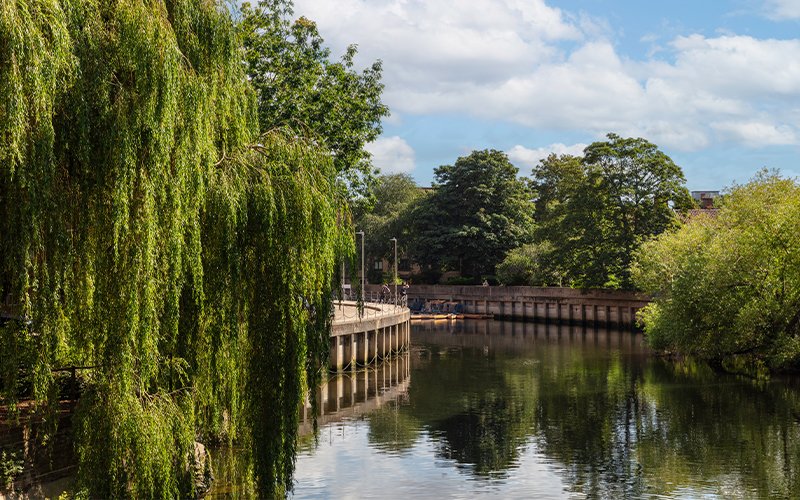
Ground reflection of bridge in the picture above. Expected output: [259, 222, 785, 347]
[299, 354, 410, 436]
[411, 319, 649, 354]
[330, 301, 410, 371]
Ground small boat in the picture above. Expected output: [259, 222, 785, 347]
[410, 313, 456, 321]
[454, 313, 494, 320]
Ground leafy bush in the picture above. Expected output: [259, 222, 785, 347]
[632, 170, 800, 370]
[496, 242, 557, 286]
[1, 448, 24, 490]
[445, 276, 478, 285]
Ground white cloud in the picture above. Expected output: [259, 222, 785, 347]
[293, 0, 800, 151]
[505, 143, 588, 172]
[711, 121, 799, 146]
[365, 136, 417, 173]
[762, 0, 800, 20]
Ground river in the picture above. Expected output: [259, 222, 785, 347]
[208, 319, 800, 499]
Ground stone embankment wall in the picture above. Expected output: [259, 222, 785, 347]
[330, 302, 410, 371]
[364, 284, 650, 327]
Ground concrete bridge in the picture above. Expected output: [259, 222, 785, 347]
[330, 301, 410, 371]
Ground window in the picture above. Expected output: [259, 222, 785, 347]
[374, 260, 383, 270]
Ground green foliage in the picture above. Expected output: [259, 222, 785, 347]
[444, 276, 477, 286]
[534, 135, 692, 289]
[0, 0, 351, 498]
[1, 448, 24, 490]
[413, 150, 534, 277]
[495, 242, 558, 286]
[239, 0, 390, 198]
[353, 173, 425, 270]
[632, 170, 800, 369]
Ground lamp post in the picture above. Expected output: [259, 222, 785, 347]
[356, 231, 365, 302]
[390, 237, 397, 307]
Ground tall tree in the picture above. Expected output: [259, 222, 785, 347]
[353, 173, 425, 274]
[0, 1, 351, 497]
[413, 150, 533, 277]
[534, 135, 693, 289]
[239, 0, 390, 198]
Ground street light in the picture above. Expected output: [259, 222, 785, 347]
[390, 237, 397, 307]
[356, 231, 365, 302]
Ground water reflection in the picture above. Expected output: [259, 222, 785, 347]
[298, 355, 410, 437]
[212, 320, 800, 499]
[405, 320, 800, 499]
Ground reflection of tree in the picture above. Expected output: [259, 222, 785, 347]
[367, 403, 422, 455]
[532, 350, 650, 499]
[406, 336, 800, 499]
[634, 359, 800, 499]
[404, 345, 539, 477]
[429, 394, 529, 478]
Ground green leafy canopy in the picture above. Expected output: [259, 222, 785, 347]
[239, 0, 390, 200]
[0, 0, 352, 497]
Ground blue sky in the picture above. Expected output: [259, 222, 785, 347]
[292, 0, 800, 191]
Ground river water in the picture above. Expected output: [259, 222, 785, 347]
[208, 319, 800, 499]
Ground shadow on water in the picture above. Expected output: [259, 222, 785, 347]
[210, 319, 800, 499]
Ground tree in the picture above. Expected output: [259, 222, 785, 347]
[632, 170, 800, 370]
[352, 173, 426, 280]
[0, 1, 350, 498]
[528, 153, 584, 223]
[413, 150, 533, 277]
[495, 242, 558, 286]
[533, 135, 693, 289]
[239, 0, 390, 198]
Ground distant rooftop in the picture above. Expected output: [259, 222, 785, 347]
[690, 191, 721, 209]
[690, 191, 721, 200]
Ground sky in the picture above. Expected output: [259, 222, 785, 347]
[291, 0, 800, 191]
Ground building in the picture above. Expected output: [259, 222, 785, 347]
[691, 191, 721, 209]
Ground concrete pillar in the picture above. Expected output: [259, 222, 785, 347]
[347, 334, 355, 370]
[377, 327, 385, 359]
[330, 337, 339, 371]
[355, 331, 365, 365]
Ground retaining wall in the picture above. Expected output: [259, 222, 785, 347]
[330, 302, 410, 371]
[364, 284, 650, 327]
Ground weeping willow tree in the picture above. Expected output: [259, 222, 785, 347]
[0, 0, 352, 497]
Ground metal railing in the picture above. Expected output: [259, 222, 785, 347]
[333, 290, 408, 320]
